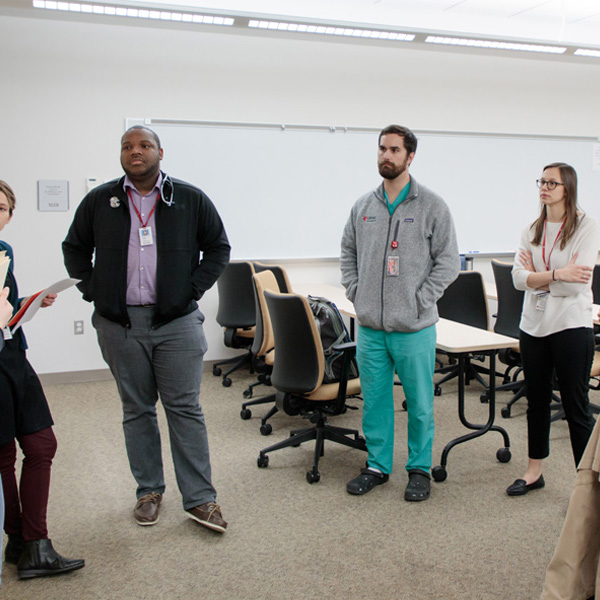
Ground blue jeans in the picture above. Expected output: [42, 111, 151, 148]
[357, 325, 436, 474]
[93, 307, 216, 509]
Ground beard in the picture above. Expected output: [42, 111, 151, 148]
[378, 158, 409, 180]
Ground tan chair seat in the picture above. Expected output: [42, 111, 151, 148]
[233, 326, 255, 338]
[307, 377, 361, 401]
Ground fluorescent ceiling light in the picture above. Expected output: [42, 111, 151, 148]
[574, 48, 600, 58]
[425, 35, 566, 55]
[31, 0, 235, 25]
[248, 19, 415, 42]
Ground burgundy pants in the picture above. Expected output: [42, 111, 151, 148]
[0, 427, 57, 541]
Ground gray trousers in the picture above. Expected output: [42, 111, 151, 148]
[92, 307, 216, 510]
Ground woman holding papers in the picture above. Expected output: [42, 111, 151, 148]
[508, 163, 598, 496]
[0, 181, 84, 580]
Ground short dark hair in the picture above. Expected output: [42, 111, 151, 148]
[122, 125, 162, 149]
[378, 125, 417, 155]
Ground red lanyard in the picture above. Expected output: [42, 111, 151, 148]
[127, 189, 160, 228]
[541, 217, 566, 271]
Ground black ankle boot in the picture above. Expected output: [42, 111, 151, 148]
[4, 533, 24, 564]
[17, 539, 85, 579]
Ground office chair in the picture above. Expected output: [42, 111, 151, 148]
[213, 261, 256, 387]
[240, 269, 279, 435]
[257, 290, 366, 484]
[434, 271, 492, 396]
[480, 260, 527, 416]
[241, 263, 292, 401]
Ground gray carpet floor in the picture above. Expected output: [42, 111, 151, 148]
[1, 360, 589, 600]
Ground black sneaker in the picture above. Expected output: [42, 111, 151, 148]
[404, 469, 431, 502]
[346, 468, 389, 495]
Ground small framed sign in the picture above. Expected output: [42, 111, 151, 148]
[37, 180, 69, 212]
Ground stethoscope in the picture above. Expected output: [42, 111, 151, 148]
[160, 172, 174, 207]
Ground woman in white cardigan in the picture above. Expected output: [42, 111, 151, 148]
[507, 162, 598, 496]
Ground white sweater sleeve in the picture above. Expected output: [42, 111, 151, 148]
[549, 216, 598, 297]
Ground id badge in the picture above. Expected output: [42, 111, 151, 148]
[3, 326, 12, 340]
[535, 292, 549, 311]
[139, 227, 154, 246]
[387, 256, 399, 277]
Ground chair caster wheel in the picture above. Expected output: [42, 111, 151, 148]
[480, 392, 489, 403]
[402, 400, 407, 411]
[501, 407, 511, 418]
[240, 408, 251, 420]
[432, 465, 447, 482]
[434, 387, 442, 397]
[213, 366, 222, 376]
[306, 470, 320, 484]
[222, 377, 232, 387]
[243, 389, 253, 399]
[496, 447, 511, 463]
[257, 454, 269, 468]
[260, 423, 272, 436]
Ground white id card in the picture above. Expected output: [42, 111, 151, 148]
[387, 256, 399, 277]
[3, 326, 12, 340]
[139, 227, 154, 246]
[535, 292, 549, 311]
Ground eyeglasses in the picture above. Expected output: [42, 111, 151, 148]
[536, 179, 564, 191]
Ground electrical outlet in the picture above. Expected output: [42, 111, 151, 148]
[74, 320, 84, 335]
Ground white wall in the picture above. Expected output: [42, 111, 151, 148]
[1, 14, 600, 375]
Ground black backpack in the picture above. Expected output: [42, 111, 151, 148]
[307, 295, 359, 384]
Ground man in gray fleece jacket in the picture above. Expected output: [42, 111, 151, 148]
[341, 124, 459, 502]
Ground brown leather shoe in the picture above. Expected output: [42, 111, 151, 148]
[185, 502, 227, 533]
[133, 492, 162, 526]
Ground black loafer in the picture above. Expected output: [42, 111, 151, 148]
[346, 468, 389, 495]
[506, 475, 545, 496]
[405, 469, 431, 502]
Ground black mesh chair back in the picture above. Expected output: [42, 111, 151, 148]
[437, 271, 488, 330]
[492, 260, 524, 340]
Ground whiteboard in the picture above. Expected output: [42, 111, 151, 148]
[127, 119, 600, 259]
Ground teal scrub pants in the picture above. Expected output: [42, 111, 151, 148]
[356, 324, 436, 474]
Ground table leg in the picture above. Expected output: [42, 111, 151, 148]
[432, 351, 512, 482]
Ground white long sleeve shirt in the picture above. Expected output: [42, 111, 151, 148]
[512, 215, 598, 338]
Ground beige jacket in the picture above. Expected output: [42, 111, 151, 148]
[541, 418, 600, 600]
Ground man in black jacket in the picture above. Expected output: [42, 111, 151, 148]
[63, 126, 231, 533]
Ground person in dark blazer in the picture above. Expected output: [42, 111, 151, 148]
[0, 180, 84, 580]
